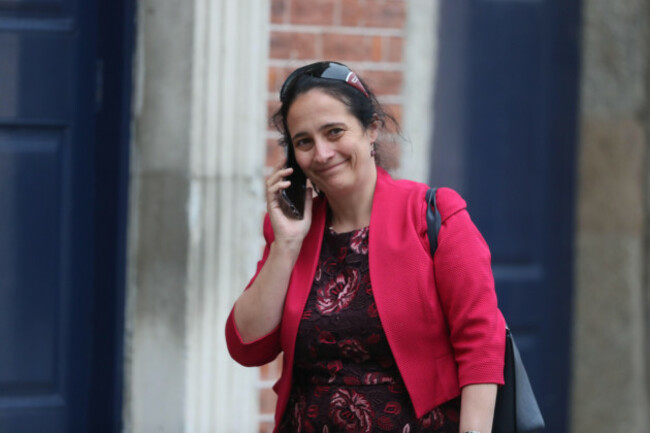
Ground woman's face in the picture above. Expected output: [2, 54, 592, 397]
[286, 89, 378, 198]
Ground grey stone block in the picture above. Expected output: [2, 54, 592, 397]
[572, 234, 647, 433]
[577, 118, 646, 234]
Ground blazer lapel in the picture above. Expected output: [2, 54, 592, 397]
[368, 169, 433, 385]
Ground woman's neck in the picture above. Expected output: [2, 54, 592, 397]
[326, 169, 377, 233]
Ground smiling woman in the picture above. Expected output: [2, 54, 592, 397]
[285, 89, 379, 224]
[273, 62, 400, 176]
[225, 61, 506, 433]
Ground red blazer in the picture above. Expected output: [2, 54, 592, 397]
[226, 168, 505, 429]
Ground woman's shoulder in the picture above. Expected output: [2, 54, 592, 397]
[376, 167, 428, 200]
[434, 187, 467, 222]
[376, 168, 467, 222]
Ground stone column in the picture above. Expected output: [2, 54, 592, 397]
[572, 1, 650, 432]
[124, 0, 269, 432]
[399, 0, 440, 183]
[185, 0, 269, 431]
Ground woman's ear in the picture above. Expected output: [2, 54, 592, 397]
[367, 116, 380, 142]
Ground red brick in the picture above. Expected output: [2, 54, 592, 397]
[271, 0, 290, 23]
[259, 421, 275, 433]
[291, 0, 336, 25]
[362, 70, 403, 96]
[268, 67, 279, 93]
[270, 31, 317, 60]
[266, 138, 285, 168]
[366, 0, 406, 28]
[260, 387, 278, 414]
[268, 66, 294, 94]
[259, 361, 271, 380]
[340, 0, 364, 26]
[384, 103, 402, 125]
[267, 100, 281, 125]
[259, 356, 282, 379]
[371, 36, 383, 61]
[323, 33, 375, 62]
[385, 36, 404, 62]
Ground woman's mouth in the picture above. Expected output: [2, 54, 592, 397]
[316, 160, 345, 173]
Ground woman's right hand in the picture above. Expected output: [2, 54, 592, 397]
[265, 158, 313, 250]
[232, 158, 314, 343]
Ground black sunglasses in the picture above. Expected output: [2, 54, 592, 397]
[279, 61, 369, 101]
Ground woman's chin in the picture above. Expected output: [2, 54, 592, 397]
[319, 181, 357, 199]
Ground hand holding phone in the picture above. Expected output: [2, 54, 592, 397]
[279, 146, 308, 219]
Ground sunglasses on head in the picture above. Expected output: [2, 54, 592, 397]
[280, 61, 370, 101]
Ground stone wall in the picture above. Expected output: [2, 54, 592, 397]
[571, 0, 650, 431]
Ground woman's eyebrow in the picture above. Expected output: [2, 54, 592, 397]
[319, 122, 345, 131]
[291, 131, 309, 142]
[291, 122, 346, 141]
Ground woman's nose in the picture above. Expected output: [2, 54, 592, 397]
[313, 138, 334, 162]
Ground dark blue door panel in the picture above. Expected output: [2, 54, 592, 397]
[0, 129, 63, 397]
[0, 34, 75, 120]
[0, 0, 97, 431]
[432, 1, 581, 432]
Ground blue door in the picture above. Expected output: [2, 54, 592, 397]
[0, 0, 133, 431]
[431, 1, 581, 432]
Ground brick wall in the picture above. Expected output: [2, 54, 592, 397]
[259, 1, 408, 431]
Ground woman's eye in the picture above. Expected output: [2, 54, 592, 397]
[295, 138, 312, 148]
[329, 128, 344, 137]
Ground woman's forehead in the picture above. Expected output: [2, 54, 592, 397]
[287, 90, 354, 123]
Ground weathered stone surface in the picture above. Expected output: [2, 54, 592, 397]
[572, 234, 647, 432]
[580, 0, 649, 117]
[129, 173, 190, 433]
[573, 0, 650, 432]
[134, 0, 193, 174]
[126, 2, 194, 432]
[577, 118, 646, 234]
[134, 173, 189, 328]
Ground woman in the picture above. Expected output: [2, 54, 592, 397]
[226, 61, 506, 433]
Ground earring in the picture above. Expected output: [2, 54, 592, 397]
[370, 143, 376, 158]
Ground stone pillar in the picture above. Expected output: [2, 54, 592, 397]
[400, 0, 440, 183]
[185, 0, 269, 431]
[572, 1, 650, 432]
[123, 2, 194, 431]
[124, 0, 269, 432]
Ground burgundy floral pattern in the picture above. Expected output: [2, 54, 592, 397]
[338, 338, 370, 363]
[316, 268, 360, 315]
[350, 226, 369, 254]
[279, 226, 460, 433]
[329, 389, 375, 432]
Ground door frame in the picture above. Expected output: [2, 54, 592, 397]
[87, 0, 135, 430]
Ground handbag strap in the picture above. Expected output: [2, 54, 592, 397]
[425, 188, 441, 256]
[425, 188, 510, 334]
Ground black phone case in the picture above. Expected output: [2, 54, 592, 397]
[280, 146, 307, 219]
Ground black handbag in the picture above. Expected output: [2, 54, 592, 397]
[425, 188, 545, 433]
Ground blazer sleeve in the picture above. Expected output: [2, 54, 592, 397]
[225, 214, 282, 367]
[433, 192, 505, 387]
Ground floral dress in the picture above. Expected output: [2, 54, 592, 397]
[279, 226, 460, 433]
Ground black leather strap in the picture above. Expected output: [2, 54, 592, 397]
[425, 188, 441, 256]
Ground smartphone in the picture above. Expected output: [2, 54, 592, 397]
[280, 145, 307, 219]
